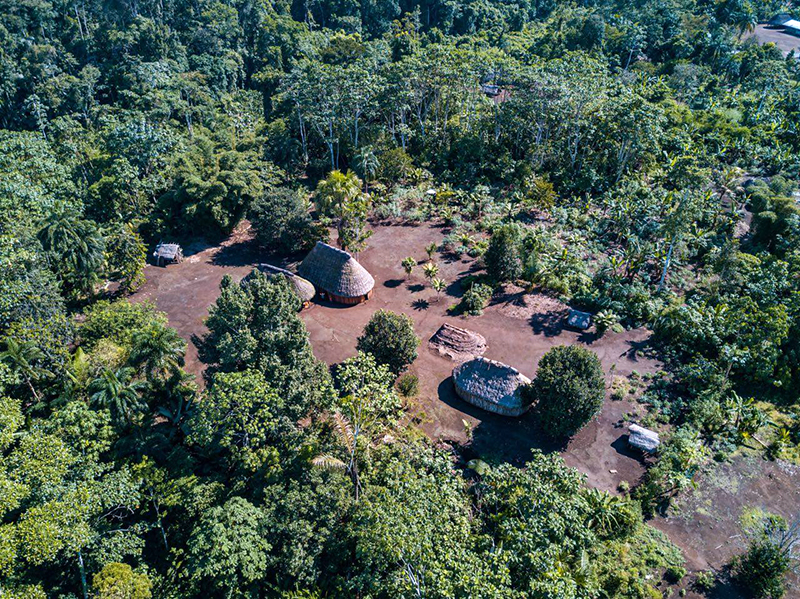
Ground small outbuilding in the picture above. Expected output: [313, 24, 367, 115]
[298, 241, 375, 305]
[566, 308, 592, 330]
[153, 243, 183, 266]
[628, 424, 661, 453]
[769, 13, 793, 27]
[248, 263, 316, 307]
[452, 357, 532, 417]
[783, 19, 800, 35]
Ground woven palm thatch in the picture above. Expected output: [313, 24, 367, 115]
[254, 263, 316, 304]
[628, 424, 660, 452]
[452, 357, 532, 417]
[298, 242, 374, 303]
[429, 323, 487, 362]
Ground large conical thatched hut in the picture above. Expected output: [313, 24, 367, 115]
[251, 263, 316, 306]
[452, 357, 532, 417]
[298, 242, 374, 305]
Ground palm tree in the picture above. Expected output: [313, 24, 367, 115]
[37, 207, 106, 295]
[355, 145, 379, 192]
[0, 338, 53, 402]
[401, 257, 415, 278]
[129, 325, 186, 382]
[431, 277, 446, 301]
[425, 242, 438, 260]
[312, 411, 362, 501]
[89, 367, 147, 427]
[422, 261, 439, 281]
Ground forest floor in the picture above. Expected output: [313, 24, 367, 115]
[131, 220, 800, 596]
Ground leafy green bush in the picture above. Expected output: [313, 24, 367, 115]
[733, 537, 791, 598]
[524, 345, 605, 438]
[460, 283, 493, 316]
[396, 373, 419, 397]
[357, 310, 420, 374]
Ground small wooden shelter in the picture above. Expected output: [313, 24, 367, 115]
[567, 308, 592, 330]
[628, 424, 661, 453]
[298, 242, 374, 305]
[153, 243, 183, 266]
[452, 357, 532, 417]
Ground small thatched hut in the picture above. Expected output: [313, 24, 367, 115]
[628, 424, 660, 452]
[251, 263, 316, 306]
[452, 357, 532, 417]
[153, 243, 183, 266]
[429, 323, 487, 362]
[298, 242, 374, 305]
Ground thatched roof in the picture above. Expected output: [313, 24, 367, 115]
[298, 242, 374, 298]
[429, 323, 487, 362]
[770, 13, 793, 26]
[452, 357, 532, 417]
[153, 243, 182, 261]
[252, 263, 316, 303]
[628, 424, 660, 452]
[567, 308, 592, 330]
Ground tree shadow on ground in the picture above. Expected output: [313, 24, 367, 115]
[621, 336, 660, 363]
[408, 283, 425, 293]
[436, 377, 563, 465]
[412, 299, 430, 311]
[211, 237, 262, 267]
[384, 278, 404, 288]
[529, 310, 566, 337]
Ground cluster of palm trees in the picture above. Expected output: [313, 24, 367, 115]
[1, 322, 189, 432]
[401, 242, 447, 302]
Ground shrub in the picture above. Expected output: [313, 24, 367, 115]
[396, 373, 419, 397]
[665, 565, 686, 583]
[485, 223, 523, 283]
[357, 310, 420, 374]
[733, 538, 791, 599]
[460, 283, 493, 316]
[524, 345, 605, 438]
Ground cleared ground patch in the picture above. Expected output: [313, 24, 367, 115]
[131, 220, 799, 594]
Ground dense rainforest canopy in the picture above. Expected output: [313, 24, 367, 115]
[1, 0, 800, 597]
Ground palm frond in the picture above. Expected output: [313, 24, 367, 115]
[312, 454, 347, 471]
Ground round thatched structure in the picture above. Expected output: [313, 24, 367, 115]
[429, 323, 487, 362]
[452, 357, 532, 417]
[254, 263, 316, 305]
[298, 242, 374, 305]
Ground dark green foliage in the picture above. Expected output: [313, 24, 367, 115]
[733, 538, 791, 598]
[250, 188, 324, 253]
[396, 373, 419, 397]
[485, 223, 524, 283]
[158, 133, 264, 237]
[525, 345, 605, 438]
[356, 310, 419, 374]
[459, 282, 493, 316]
[203, 271, 333, 419]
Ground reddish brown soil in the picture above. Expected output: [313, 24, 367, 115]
[130, 221, 800, 596]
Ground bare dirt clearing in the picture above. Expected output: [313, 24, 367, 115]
[744, 24, 800, 56]
[131, 221, 800, 592]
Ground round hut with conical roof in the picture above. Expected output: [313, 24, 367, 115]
[298, 242, 375, 305]
[452, 357, 532, 417]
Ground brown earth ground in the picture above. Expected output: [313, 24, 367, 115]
[743, 24, 800, 56]
[132, 221, 799, 597]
